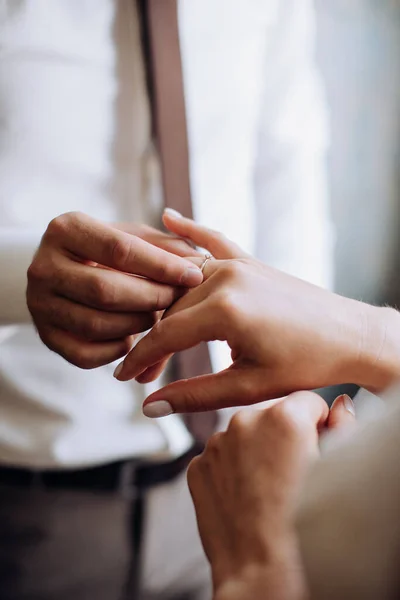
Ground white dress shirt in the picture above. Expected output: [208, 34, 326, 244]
[0, 0, 333, 468]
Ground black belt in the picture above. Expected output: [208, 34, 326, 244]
[0, 442, 204, 496]
[0, 443, 205, 599]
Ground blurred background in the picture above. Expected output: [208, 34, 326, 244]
[316, 0, 400, 306]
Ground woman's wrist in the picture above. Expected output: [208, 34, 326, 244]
[213, 533, 308, 600]
[349, 304, 400, 394]
[214, 560, 308, 600]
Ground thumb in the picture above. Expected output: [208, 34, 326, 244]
[327, 394, 356, 431]
[142, 367, 265, 417]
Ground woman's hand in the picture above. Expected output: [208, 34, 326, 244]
[114, 211, 400, 416]
[187, 392, 356, 600]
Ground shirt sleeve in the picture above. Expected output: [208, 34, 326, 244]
[254, 0, 334, 289]
[0, 229, 42, 326]
[296, 385, 400, 599]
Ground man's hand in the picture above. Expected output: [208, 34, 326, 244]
[26, 212, 203, 369]
[114, 210, 400, 415]
[187, 392, 356, 600]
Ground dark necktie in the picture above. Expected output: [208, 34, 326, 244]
[144, 0, 218, 443]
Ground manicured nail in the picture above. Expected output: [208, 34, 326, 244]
[143, 400, 174, 418]
[164, 208, 183, 219]
[337, 394, 355, 416]
[343, 394, 356, 416]
[113, 362, 124, 379]
[181, 266, 203, 286]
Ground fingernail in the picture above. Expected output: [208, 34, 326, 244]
[164, 208, 183, 219]
[181, 266, 203, 286]
[338, 394, 355, 416]
[113, 362, 124, 379]
[143, 400, 174, 418]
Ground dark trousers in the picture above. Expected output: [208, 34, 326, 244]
[0, 457, 209, 600]
[0, 485, 132, 600]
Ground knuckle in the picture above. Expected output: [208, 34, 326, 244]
[210, 264, 250, 321]
[204, 432, 223, 454]
[89, 277, 117, 309]
[268, 402, 304, 440]
[219, 260, 245, 281]
[150, 285, 177, 312]
[27, 258, 47, 284]
[27, 251, 50, 286]
[45, 212, 78, 239]
[109, 237, 137, 271]
[228, 409, 253, 437]
[84, 315, 106, 338]
[212, 291, 243, 326]
[72, 348, 100, 370]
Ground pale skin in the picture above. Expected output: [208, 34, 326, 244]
[187, 391, 356, 600]
[112, 211, 399, 598]
[26, 211, 204, 369]
[114, 209, 400, 418]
